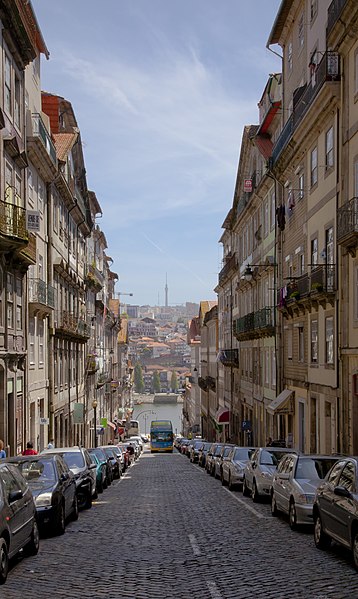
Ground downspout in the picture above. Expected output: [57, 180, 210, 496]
[47, 181, 54, 444]
[336, 107, 341, 454]
[66, 197, 79, 446]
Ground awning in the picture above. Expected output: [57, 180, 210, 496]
[215, 407, 230, 424]
[107, 421, 117, 430]
[267, 389, 295, 416]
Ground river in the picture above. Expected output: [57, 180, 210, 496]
[132, 396, 184, 437]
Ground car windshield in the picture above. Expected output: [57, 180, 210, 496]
[223, 447, 231, 457]
[214, 445, 223, 456]
[104, 448, 115, 458]
[295, 458, 338, 480]
[90, 448, 107, 462]
[18, 459, 56, 482]
[62, 452, 85, 469]
[260, 450, 289, 466]
[202, 443, 212, 451]
[233, 448, 254, 462]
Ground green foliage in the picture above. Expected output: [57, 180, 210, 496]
[170, 370, 178, 392]
[152, 370, 161, 393]
[134, 363, 145, 393]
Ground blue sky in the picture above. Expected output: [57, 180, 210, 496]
[31, 0, 281, 307]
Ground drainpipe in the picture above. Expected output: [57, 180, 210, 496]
[47, 181, 54, 444]
[336, 107, 342, 454]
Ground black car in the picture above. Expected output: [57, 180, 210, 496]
[313, 456, 358, 569]
[4, 455, 78, 535]
[99, 446, 121, 480]
[0, 462, 39, 584]
[41, 447, 97, 510]
[198, 442, 213, 468]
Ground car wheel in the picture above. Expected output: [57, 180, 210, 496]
[242, 477, 251, 497]
[0, 538, 9, 585]
[221, 472, 226, 486]
[271, 492, 278, 516]
[54, 503, 66, 536]
[252, 480, 259, 503]
[97, 479, 104, 494]
[27, 519, 40, 555]
[314, 513, 331, 550]
[289, 500, 297, 530]
[352, 530, 358, 571]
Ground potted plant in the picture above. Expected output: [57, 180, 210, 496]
[311, 282, 323, 293]
[289, 290, 300, 300]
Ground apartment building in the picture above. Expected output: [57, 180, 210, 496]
[200, 304, 218, 442]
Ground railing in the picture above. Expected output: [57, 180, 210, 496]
[337, 197, 358, 243]
[55, 311, 91, 338]
[327, 0, 348, 37]
[0, 198, 27, 241]
[31, 113, 57, 165]
[234, 308, 274, 338]
[29, 279, 55, 308]
[219, 349, 239, 366]
[278, 265, 336, 306]
[271, 52, 340, 166]
[253, 307, 275, 330]
[198, 376, 208, 391]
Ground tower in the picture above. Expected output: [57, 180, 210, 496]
[165, 273, 168, 308]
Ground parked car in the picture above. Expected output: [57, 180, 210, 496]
[180, 440, 191, 456]
[88, 450, 107, 494]
[198, 442, 212, 468]
[5, 454, 78, 535]
[313, 456, 358, 569]
[243, 447, 297, 501]
[41, 447, 97, 510]
[221, 446, 255, 489]
[213, 444, 235, 479]
[0, 462, 40, 584]
[89, 447, 112, 486]
[107, 445, 126, 472]
[128, 436, 144, 452]
[189, 440, 205, 463]
[116, 444, 130, 470]
[100, 446, 121, 479]
[205, 444, 222, 475]
[208, 444, 224, 476]
[271, 454, 340, 529]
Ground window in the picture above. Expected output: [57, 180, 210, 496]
[298, 172, 304, 200]
[298, 13, 304, 48]
[53, 195, 58, 233]
[7, 273, 13, 329]
[14, 74, 21, 128]
[4, 54, 11, 115]
[265, 350, 269, 385]
[338, 461, 355, 493]
[28, 168, 34, 206]
[325, 127, 334, 169]
[288, 41, 293, 72]
[271, 349, 276, 387]
[287, 328, 293, 360]
[38, 179, 44, 214]
[310, 0, 318, 22]
[38, 319, 44, 366]
[311, 146, 318, 186]
[311, 238, 318, 266]
[298, 326, 304, 363]
[311, 320, 318, 363]
[325, 317, 334, 364]
[29, 318, 35, 365]
[270, 191, 275, 230]
[264, 199, 269, 237]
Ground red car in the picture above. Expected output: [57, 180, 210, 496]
[116, 444, 130, 469]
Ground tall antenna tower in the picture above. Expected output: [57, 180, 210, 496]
[165, 273, 168, 308]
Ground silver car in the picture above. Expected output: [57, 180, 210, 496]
[271, 454, 340, 529]
[205, 443, 222, 475]
[221, 446, 255, 490]
[213, 444, 235, 479]
[243, 447, 297, 501]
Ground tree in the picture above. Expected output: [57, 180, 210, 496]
[134, 363, 145, 393]
[170, 370, 178, 392]
[152, 370, 161, 393]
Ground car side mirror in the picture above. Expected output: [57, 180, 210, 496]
[61, 473, 69, 481]
[334, 485, 352, 498]
[9, 489, 23, 503]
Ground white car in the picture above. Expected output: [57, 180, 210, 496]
[243, 447, 297, 501]
[128, 436, 144, 452]
[221, 446, 255, 490]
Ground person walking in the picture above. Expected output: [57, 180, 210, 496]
[0, 440, 6, 458]
[47, 439, 55, 449]
[22, 442, 37, 456]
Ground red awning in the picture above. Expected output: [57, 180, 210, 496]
[215, 407, 230, 424]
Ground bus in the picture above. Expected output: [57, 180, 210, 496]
[150, 420, 174, 453]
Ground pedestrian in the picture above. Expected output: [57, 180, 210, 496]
[0, 440, 6, 459]
[47, 439, 54, 449]
[266, 436, 273, 447]
[22, 442, 37, 456]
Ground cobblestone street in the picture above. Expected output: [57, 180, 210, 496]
[2, 449, 358, 599]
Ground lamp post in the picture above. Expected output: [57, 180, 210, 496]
[92, 399, 98, 448]
[135, 409, 156, 435]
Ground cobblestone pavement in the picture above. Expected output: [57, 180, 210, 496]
[2, 449, 358, 599]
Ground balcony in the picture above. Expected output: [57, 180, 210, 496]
[327, 0, 348, 37]
[337, 197, 358, 254]
[271, 52, 340, 167]
[86, 354, 99, 375]
[198, 376, 208, 391]
[18, 232, 37, 266]
[218, 253, 237, 286]
[85, 262, 104, 292]
[54, 311, 91, 340]
[27, 112, 57, 182]
[278, 264, 336, 316]
[219, 349, 239, 367]
[29, 278, 55, 315]
[234, 307, 275, 341]
[0, 190, 28, 250]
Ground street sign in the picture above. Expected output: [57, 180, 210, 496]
[26, 210, 40, 231]
[244, 179, 252, 193]
[241, 420, 251, 431]
[73, 402, 84, 424]
[39, 417, 49, 426]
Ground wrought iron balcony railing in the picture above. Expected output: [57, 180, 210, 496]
[55, 311, 91, 338]
[218, 253, 237, 286]
[29, 278, 55, 309]
[272, 52, 340, 166]
[278, 264, 336, 308]
[219, 348, 239, 367]
[337, 197, 358, 248]
[31, 113, 57, 165]
[0, 189, 27, 242]
[234, 308, 274, 340]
